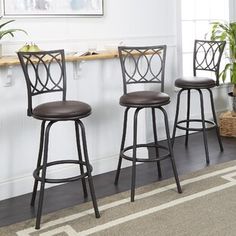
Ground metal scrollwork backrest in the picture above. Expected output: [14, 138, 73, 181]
[193, 40, 226, 85]
[118, 45, 167, 94]
[17, 49, 67, 116]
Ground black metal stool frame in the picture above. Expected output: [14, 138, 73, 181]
[172, 40, 226, 164]
[17, 50, 100, 229]
[114, 45, 182, 202]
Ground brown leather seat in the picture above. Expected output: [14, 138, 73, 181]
[33, 101, 91, 120]
[119, 91, 170, 107]
[175, 77, 216, 89]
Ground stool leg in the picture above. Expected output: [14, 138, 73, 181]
[197, 89, 210, 164]
[207, 88, 224, 152]
[160, 107, 182, 193]
[77, 120, 100, 218]
[114, 107, 130, 185]
[31, 121, 46, 207]
[151, 108, 162, 179]
[36, 121, 55, 230]
[185, 89, 191, 146]
[131, 108, 141, 202]
[172, 89, 185, 146]
[75, 122, 88, 198]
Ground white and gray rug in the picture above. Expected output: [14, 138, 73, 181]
[1, 160, 236, 236]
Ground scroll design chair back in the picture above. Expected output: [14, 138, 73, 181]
[193, 40, 225, 85]
[17, 49, 100, 229]
[115, 45, 182, 202]
[18, 50, 67, 116]
[119, 45, 166, 94]
[172, 40, 226, 164]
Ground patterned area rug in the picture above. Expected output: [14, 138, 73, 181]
[1, 160, 236, 236]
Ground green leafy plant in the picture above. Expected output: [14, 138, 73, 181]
[0, 19, 27, 40]
[210, 21, 236, 96]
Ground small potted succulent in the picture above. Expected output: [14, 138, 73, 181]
[0, 19, 27, 56]
[210, 21, 236, 112]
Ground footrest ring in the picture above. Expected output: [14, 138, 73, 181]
[33, 160, 92, 184]
[176, 119, 216, 131]
[121, 143, 170, 162]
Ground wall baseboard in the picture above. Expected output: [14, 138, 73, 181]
[0, 155, 112, 201]
[0, 149, 148, 201]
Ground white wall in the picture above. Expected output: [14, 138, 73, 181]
[0, 0, 230, 200]
[1, 0, 177, 53]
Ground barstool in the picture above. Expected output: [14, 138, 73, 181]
[114, 45, 182, 202]
[172, 40, 226, 164]
[17, 49, 100, 229]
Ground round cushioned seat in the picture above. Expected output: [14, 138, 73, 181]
[175, 76, 216, 89]
[32, 101, 91, 120]
[119, 91, 170, 107]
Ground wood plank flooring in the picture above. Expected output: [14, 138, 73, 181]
[0, 130, 235, 227]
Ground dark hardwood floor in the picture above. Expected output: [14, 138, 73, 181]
[0, 130, 236, 227]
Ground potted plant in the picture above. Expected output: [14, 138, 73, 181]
[210, 21, 236, 112]
[0, 19, 27, 56]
